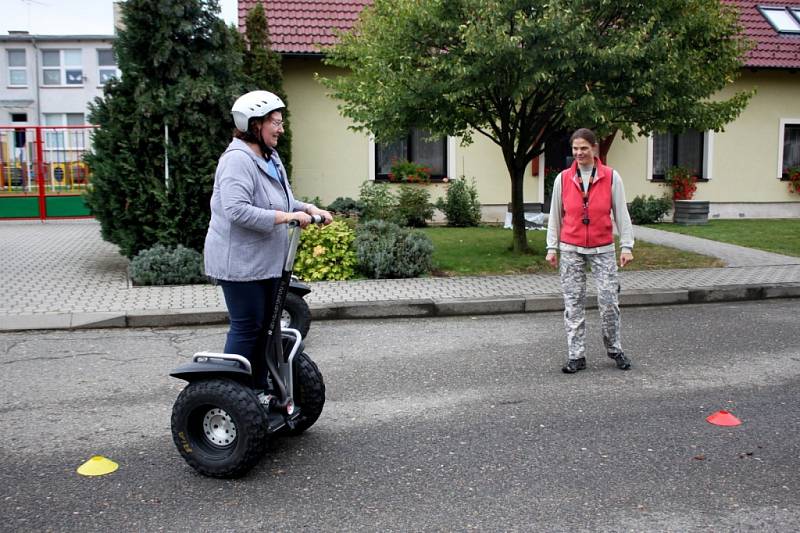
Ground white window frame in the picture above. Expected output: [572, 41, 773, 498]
[758, 5, 800, 34]
[43, 113, 86, 153]
[41, 49, 84, 86]
[778, 118, 800, 178]
[368, 134, 456, 181]
[646, 130, 713, 181]
[7, 49, 28, 87]
[96, 48, 119, 85]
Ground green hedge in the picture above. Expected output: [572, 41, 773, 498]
[129, 244, 206, 285]
[629, 195, 672, 224]
[355, 220, 434, 279]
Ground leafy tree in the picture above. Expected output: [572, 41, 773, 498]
[322, 0, 752, 252]
[85, 0, 244, 257]
[242, 2, 293, 178]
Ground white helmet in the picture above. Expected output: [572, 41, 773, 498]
[231, 90, 285, 132]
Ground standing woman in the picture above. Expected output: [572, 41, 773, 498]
[204, 90, 332, 390]
[545, 128, 634, 374]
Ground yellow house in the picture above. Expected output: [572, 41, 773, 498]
[239, 0, 800, 220]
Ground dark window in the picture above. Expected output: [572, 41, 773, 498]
[376, 128, 446, 180]
[652, 129, 704, 181]
[11, 114, 27, 146]
[544, 130, 573, 172]
[783, 123, 800, 177]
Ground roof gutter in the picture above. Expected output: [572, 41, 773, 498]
[278, 52, 326, 59]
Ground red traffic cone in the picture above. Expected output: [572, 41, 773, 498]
[706, 410, 741, 427]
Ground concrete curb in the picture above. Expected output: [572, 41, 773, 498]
[125, 308, 230, 328]
[688, 283, 800, 303]
[2, 282, 798, 332]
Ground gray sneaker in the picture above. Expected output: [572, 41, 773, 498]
[608, 352, 631, 370]
[562, 357, 586, 374]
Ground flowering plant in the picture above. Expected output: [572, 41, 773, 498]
[664, 166, 698, 200]
[786, 166, 800, 195]
[388, 159, 431, 183]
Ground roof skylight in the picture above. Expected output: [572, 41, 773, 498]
[759, 5, 800, 33]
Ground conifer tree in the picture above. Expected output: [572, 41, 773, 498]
[85, 0, 245, 257]
[242, 2, 292, 178]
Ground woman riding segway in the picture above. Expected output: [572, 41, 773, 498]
[169, 90, 332, 478]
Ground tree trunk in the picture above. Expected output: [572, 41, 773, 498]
[508, 164, 529, 253]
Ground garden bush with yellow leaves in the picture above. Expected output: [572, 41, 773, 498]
[294, 219, 357, 281]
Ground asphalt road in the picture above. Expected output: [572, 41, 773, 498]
[1, 299, 798, 532]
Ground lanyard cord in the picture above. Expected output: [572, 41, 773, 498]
[579, 166, 596, 225]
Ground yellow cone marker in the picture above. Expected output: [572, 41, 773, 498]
[77, 455, 119, 476]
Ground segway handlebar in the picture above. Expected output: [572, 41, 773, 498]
[288, 214, 324, 228]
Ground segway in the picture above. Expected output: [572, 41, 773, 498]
[170, 216, 326, 478]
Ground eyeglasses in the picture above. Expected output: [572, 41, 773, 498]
[269, 119, 284, 128]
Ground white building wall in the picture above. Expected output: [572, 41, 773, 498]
[0, 34, 116, 125]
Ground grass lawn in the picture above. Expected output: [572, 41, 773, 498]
[420, 226, 723, 276]
[644, 219, 800, 257]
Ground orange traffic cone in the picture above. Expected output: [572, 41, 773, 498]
[706, 410, 741, 427]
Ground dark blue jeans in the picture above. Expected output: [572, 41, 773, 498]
[218, 278, 281, 389]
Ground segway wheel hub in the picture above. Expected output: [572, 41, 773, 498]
[203, 408, 237, 446]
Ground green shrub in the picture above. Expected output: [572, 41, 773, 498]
[129, 244, 206, 285]
[628, 194, 672, 224]
[295, 219, 357, 281]
[355, 220, 434, 279]
[358, 181, 400, 223]
[327, 196, 364, 217]
[397, 185, 434, 227]
[436, 177, 482, 227]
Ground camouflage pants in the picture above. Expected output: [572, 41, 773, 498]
[559, 251, 622, 361]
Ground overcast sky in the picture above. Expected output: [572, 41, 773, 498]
[0, 0, 238, 35]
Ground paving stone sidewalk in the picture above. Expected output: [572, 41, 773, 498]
[0, 219, 798, 331]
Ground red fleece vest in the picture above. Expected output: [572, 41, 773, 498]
[559, 159, 614, 248]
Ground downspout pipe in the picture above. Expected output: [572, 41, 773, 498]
[31, 35, 41, 124]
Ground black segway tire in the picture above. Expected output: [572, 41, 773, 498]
[282, 292, 311, 338]
[287, 352, 325, 435]
[171, 378, 268, 478]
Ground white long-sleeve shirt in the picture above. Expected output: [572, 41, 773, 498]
[545, 165, 635, 254]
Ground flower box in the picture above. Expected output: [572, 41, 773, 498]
[673, 200, 709, 225]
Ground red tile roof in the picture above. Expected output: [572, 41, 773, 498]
[238, 0, 372, 55]
[239, 0, 800, 69]
[723, 0, 800, 69]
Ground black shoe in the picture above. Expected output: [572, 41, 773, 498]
[608, 352, 631, 370]
[562, 357, 586, 374]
